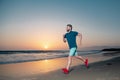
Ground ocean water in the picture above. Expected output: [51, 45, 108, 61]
[0, 50, 100, 64]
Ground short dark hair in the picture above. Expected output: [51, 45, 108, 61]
[67, 24, 72, 30]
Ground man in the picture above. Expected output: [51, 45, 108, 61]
[62, 24, 88, 74]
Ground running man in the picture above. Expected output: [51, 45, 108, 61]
[62, 24, 88, 74]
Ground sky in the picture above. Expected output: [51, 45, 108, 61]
[0, 0, 120, 50]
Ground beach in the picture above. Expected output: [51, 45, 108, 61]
[0, 52, 120, 80]
[1, 0, 120, 80]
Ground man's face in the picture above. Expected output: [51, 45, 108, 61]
[66, 26, 71, 32]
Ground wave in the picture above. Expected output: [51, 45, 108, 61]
[0, 50, 100, 64]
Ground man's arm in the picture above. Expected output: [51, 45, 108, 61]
[63, 34, 66, 43]
[78, 33, 82, 45]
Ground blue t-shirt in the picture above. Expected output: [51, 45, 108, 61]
[64, 31, 78, 49]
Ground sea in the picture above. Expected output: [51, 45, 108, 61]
[0, 50, 100, 64]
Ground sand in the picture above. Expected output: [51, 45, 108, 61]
[0, 53, 120, 80]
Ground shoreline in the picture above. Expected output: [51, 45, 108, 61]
[0, 50, 98, 65]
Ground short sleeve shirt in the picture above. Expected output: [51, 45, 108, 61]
[64, 31, 78, 49]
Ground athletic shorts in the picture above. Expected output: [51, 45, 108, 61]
[69, 47, 78, 56]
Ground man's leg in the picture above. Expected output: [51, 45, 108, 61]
[66, 56, 72, 70]
[66, 47, 77, 70]
[75, 56, 85, 62]
[62, 56, 72, 74]
[75, 55, 88, 68]
[62, 48, 76, 74]
[75, 52, 88, 68]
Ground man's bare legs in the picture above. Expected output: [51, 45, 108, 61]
[75, 55, 88, 68]
[66, 56, 72, 70]
[62, 56, 72, 74]
[75, 56, 85, 62]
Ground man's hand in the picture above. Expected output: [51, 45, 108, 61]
[63, 34, 66, 43]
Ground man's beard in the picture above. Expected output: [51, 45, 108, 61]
[67, 29, 70, 32]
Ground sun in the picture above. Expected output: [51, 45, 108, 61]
[44, 45, 48, 49]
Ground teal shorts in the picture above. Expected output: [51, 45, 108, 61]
[69, 47, 78, 56]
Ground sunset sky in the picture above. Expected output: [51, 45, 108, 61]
[0, 0, 120, 50]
